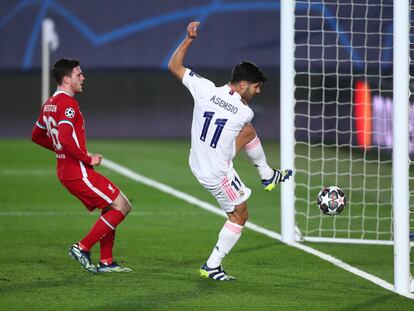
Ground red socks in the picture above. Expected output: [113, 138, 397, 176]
[79, 209, 124, 252]
[99, 230, 115, 265]
[99, 209, 116, 265]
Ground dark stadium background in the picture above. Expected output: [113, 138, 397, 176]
[0, 0, 391, 142]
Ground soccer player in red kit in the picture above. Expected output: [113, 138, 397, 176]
[31, 58, 132, 273]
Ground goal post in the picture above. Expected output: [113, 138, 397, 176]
[280, 0, 296, 245]
[280, 0, 413, 294]
[41, 18, 59, 104]
[393, 0, 411, 294]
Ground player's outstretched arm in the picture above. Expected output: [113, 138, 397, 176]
[168, 21, 200, 81]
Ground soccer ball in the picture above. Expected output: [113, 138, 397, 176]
[317, 186, 346, 215]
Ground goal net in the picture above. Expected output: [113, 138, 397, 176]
[293, 0, 396, 243]
[281, 0, 414, 293]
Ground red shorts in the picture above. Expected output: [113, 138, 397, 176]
[60, 171, 120, 211]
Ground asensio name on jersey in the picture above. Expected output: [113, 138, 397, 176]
[209, 95, 239, 114]
[183, 69, 254, 185]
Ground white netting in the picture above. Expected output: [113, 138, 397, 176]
[293, 0, 395, 241]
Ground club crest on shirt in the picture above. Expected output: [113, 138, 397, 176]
[65, 107, 76, 118]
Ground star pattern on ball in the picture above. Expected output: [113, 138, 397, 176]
[336, 196, 345, 205]
[320, 191, 332, 206]
[317, 186, 346, 216]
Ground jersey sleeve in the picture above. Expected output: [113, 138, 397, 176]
[35, 112, 47, 130]
[182, 68, 215, 101]
[243, 106, 254, 126]
[31, 107, 54, 151]
[31, 123, 54, 151]
[57, 103, 92, 165]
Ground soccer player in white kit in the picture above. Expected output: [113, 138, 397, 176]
[168, 21, 292, 281]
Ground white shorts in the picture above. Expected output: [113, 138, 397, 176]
[198, 170, 251, 213]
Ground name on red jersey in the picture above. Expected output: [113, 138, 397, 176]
[43, 104, 57, 112]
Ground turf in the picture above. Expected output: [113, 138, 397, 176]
[0, 139, 413, 310]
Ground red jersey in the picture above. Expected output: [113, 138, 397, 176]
[32, 90, 94, 181]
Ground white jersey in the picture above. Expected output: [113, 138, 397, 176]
[183, 68, 254, 185]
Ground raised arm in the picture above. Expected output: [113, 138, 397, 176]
[168, 21, 200, 81]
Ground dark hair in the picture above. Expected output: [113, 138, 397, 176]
[230, 61, 267, 84]
[52, 58, 80, 84]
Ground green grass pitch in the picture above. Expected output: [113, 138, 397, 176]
[0, 139, 413, 310]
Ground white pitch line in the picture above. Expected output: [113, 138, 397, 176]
[292, 242, 397, 292]
[0, 169, 55, 176]
[102, 158, 412, 299]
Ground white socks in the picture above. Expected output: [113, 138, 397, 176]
[206, 220, 244, 268]
[243, 136, 274, 180]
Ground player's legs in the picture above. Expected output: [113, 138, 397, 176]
[99, 208, 115, 265]
[79, 191, 131, 252]
[237, 123, 293, 190]
[236, 122, 256, 153]
[110, 190, 132, 216]
[236, 123, 274, 180]
[63, 173, 133, 272]
[227, 201, 248, 225]
[205, 202, 247, 269]
[200, 171, 249, 280]
[96, 193, 133, 272]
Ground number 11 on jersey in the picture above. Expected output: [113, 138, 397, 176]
[200, 111, 228, 148]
